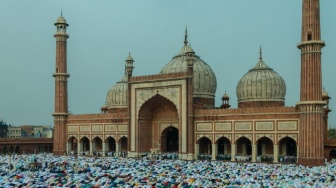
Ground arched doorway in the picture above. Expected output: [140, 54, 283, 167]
[329, 150, 336, 159]
[279, 137, 297, 163]
[236, 137, 252, 155]
[15, 146, 20, 154]
[9, 146, 14, 153]
[2, 146, 8, 154]
[68, 137, 78, 154]
[79, 137, 90, 155]
[217, 137, 231, 160]
[106, 137, 116, 152]
[257, 137, 274, 162]
[161, 126, 178, 152]
[120, 137, 127, 151]
[198, 137, 212, 160]
[138, 94, 179, 153]
[92, 137, 103, 155]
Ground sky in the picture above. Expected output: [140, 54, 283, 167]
[0, 0, 336, 128]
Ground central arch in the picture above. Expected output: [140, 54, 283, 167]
[138, 94, 179, 153]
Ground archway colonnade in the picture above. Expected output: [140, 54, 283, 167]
[67, 136, 127, 157]
[0, 145, 52, 154]
[196, 136, 297, 163]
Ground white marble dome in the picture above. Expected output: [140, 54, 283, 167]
[236, 51, 286, 104]
[160, 41, 217, 99]
[105, 74, 128, 108]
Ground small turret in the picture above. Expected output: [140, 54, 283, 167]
[221, 91, 231, 109]
[125, 52, 134, 80]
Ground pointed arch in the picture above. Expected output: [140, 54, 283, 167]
[79, 136, 90, 155]
[68, 136, 78, 153]
[278, 136, 297, 157]
[236, 137, 252, 156]
[15, 146, 20, 154]
[105, 136, 116, 152]
[137, 94, 179, 153]
[256, 137, 274, 158]
[198, 136, 212, 154]
[138, 94, 178, 120]
[216, 136, 231, 157]
[119, 136, 128, 151]
[161, 126, 178, 152]
[92, 136, 103, 154]
[329, 150, 336, 159]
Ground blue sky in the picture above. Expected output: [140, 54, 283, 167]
[1, 0, 336, 128]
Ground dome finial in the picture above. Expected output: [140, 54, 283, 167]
[184, 26, 188, 46]
[61, 11, 63, 17]
[259, 46, 263, 61]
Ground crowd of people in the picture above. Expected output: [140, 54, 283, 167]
[0, 153, 335, 187]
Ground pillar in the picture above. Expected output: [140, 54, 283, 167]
[102, 142, 106, 156]
[212, 144, 217, 160]
[252, 144, 257, 162]
[231, 144, 236, 161]
[273, 144, 279, 163]
[194, 144, 199, 159]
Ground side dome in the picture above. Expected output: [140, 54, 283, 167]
[159, 30, 217, 104]
[236, 49, 286, 108]
[104, 54, 134, 111]
[105, 75, 128, 109]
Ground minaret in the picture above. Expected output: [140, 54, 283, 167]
[297, 0, 326, 166]
[185, 44, 195, 160]
[53, 14, 69, 155]
[126, 53, 134, 153]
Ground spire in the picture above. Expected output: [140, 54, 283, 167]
[61, 11, 63, 17]
[259, 46, 263, 61]
[184, 26, 188, 46]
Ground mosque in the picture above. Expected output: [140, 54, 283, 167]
[52, 0, 332, 166]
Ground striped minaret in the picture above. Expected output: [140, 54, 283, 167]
[53, 14, 70, 155]
[297, 0, 325, 166]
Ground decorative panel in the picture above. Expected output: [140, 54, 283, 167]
[118, 124, 128, 131]
[278, 121, 297, 131]
[67, 125, 78, 132]
[79, 125, 90, 132]
[105, 124, 116, 132]
[235, 122, 252, 130]
[256, 122, 274, 131]
[92, 124, 102, 132]
[215, 122, 232, 131]
[197, 123, 212, 131]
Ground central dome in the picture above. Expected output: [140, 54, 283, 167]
[236, 48, 286, 108]
[159, 31, 217, 100]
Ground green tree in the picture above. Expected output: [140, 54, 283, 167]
[328, 128, 336, 140]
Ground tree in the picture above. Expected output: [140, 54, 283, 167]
[328, 128, 336, 140]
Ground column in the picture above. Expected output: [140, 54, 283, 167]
[90, 142, 93, 156]
[252, 144, 257, 162]
[77, 143, 80, 156]
[66, 142, 69, 155]
[212, 144, 217, 160]
[194, 144, 199, 159]
[116, 143, 120, 157]
[231, 144, 236, 161]
[273, 144, 279, 163]
[102, 142, 106, 157]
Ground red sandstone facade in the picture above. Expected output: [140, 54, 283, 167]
[51, 0, 336, 166]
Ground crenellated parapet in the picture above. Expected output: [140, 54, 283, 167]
[195, 106, 298, 116]
[68, 113, 127, 121]
[130, 72, 188, 82]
